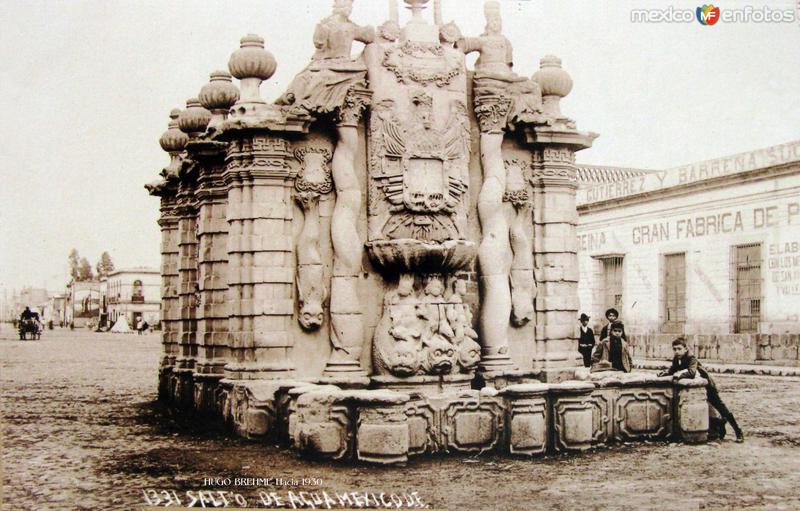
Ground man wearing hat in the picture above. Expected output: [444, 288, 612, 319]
[599, 307, 626, 343]
[577, 313, 595, 368]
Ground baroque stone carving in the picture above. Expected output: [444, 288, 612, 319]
[504, 159, 536, 327]
[382, 42, 463, 88]
[441, 395, 504, 453]
[615, 389, 672, 441]
[369, 96, 469, 243]
[373, 275, 480, 377]
[294, 147, 333, 331]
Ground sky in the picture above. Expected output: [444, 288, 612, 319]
[0, 0, 798, 295]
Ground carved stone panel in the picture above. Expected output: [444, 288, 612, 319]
[373, 274, 480, 377]
[615, 388, 673, 441]
[405, 399, 439, 455]
[507, 399, 547, 455]
[553, 397, 594, 451]
[587, 390, 614, 444]
[441, 395, 504, 453]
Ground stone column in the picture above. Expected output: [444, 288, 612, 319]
[224, 134, 296, 379]
[323, 88, 372, 383]
[525, 57, 597, 383]
[527, 133, 593, 382]
[172, 100, 212, 405]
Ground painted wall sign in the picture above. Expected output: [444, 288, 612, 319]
[577, 140, 800, 205]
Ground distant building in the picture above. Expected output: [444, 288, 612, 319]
[46, 295, 67, 326]
[66, 281, 102, 328]
[104, 268, 161, 328]
[577, 140, 800, 365]
[15, 287, 49, 318]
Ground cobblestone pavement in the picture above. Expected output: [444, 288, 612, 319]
[2, 325, 800, 511]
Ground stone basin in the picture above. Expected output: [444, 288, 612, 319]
[366, 239, 477, 275]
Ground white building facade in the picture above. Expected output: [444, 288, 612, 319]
[105, 268, 161, 328]
[577, 140, 800, 365]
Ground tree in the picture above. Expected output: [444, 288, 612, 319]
[68, 249, 81, 281]
[78, 258, 94, 282]
[96, 252, 115, 278]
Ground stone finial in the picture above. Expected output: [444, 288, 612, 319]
[159, 109, 189, 153]
[199, 70, 240, 127]
[178, 98, 212, 138]
[160, 109, 188, 177]
[228, 34, 277, 107]
[532, 55, 573, 119]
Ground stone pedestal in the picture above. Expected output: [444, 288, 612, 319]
[499, 383, 549, 455]
[525, 126, 597, 382]
[293, 390, 353, 460]
[354, 391, 410, 464]
[674, 378, 710, 443]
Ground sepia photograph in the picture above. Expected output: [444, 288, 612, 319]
[1, 0, 799, 509]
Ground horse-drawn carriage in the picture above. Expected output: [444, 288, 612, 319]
[18, 314, 42, 340]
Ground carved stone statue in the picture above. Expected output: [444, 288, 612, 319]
[277, 0, 376, 117]
[459, 0, 549, 130]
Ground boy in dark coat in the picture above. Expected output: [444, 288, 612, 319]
[577, 313, 595, 368]
[592, 322, 632, 373]
[658, 337, 744, 442]
[599, 308, 626, 342]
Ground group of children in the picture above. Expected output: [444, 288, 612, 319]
[578, 308, 744, 443]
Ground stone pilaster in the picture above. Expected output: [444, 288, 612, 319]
[157, 194, 180, 400]
[526, 126, 596, 382]
[192, 141, 231, 411]
[174, 177, 199, 407]
[223, 133, 296, 379]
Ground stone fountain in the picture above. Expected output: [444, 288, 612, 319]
[146, 0, 710, 464]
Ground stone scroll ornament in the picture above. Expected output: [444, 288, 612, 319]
[278, 0, 375, 377]
[294, 147, 333, 331]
